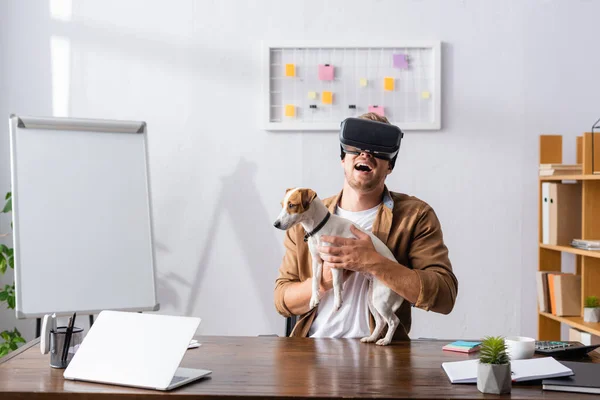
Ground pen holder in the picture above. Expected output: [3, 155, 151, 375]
[50, 326, 83, 369]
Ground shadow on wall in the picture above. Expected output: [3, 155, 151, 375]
[184, 157, 283, 323]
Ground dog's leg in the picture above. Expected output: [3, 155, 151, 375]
[372, 280, 403, 346]
[331, 268, 344, 311]
[309, 254, 323, 309]
[361, 280, 386, 343]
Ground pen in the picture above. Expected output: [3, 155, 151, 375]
[61, 312, 76, 364]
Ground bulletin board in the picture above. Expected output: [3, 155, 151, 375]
[263, 41, 442, 131]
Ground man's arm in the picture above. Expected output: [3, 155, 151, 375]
[318, 206, 457, 314]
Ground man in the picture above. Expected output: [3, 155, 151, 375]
[274, 113, 458, 340]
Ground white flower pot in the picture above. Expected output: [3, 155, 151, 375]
[477, 362, 511, 394]
[584, 307, 600, 323]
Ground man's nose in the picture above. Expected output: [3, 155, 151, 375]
[273, 221, 281, 228]
[360, 151, 373, 158]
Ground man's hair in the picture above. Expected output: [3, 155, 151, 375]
[340, 112, 397, 170]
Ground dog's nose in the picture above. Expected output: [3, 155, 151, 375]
[273, 221, 281, 228]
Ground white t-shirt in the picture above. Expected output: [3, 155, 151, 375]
[308, 203, 380, 338]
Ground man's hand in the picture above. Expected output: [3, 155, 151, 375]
[318, 225, 385, 274]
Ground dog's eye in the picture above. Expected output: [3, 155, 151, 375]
[288, 203, 295, 208]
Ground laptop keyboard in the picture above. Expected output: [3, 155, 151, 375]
[170, 376, 188, 386]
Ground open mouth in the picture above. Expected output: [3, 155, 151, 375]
[354, 162, 373, 172]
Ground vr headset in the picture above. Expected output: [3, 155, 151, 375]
[339, 117, 404, 168]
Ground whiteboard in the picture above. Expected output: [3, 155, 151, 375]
[9, 115, 159, 318]
[263, 41, 442, 131]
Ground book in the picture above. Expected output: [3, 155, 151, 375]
[442, 357, 573, 384]
[571, 239, 600, 250]
[442, 341, 481, 353]
[543, 361, 600, 394]
[539, 164, 582, 176]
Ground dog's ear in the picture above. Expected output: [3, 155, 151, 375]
[301, 189, 317, 209]
[285, 188, 294, 194]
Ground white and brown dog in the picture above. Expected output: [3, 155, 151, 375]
[273, 187, 405, 345]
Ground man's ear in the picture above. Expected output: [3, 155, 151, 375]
[301, 189, 317, 209]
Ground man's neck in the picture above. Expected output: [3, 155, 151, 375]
[339, 182, 384, 211]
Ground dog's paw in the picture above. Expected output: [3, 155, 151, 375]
[333, 297, 343, 311]
[309, 295, 320, 309]
[376, 338, 391, 346]
[360, 336, 376, 343]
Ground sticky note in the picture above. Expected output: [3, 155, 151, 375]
[285, 64, 295, 77]
[322, 91, 333, 104]
[384, 77, 395, 91]
[318, 64, 334, 81]
[308, 91, 317, 99]
[393, 54, 409, 69]
[285, 105, 295, 117]
[421, 91, 431, 99]
[368, 105, 384, 117]
[359, 78, 368, 87]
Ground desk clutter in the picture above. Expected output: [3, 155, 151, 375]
[441, 335, 600, 395]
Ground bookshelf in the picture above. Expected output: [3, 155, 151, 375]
[538, 133, 600, 341]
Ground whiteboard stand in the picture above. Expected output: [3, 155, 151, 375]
[9, 115, 160, 320]
[262, 41, 442, 131]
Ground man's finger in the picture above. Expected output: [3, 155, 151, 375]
[318, 245, 343, 255]
[350, 224, 369, 239]
[321, 254, 344, 263]
[320, 235, 355, 246]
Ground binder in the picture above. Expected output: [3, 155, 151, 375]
[542, 183, 550, 244]
[543, 183, 581, 246]
[553, 274, 581, 316]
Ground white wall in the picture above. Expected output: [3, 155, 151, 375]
[1, 0, 598, 341]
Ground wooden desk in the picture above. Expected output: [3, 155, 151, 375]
[1, 336, 598, 399]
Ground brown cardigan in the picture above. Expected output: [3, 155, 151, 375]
[274, 187, 458, 340]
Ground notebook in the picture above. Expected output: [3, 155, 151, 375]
[442, 341, 481, 353]
[542, 361, 600, 394]
[442, 357, 573, 384]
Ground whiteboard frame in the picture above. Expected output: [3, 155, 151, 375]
[262, 40, 442, 131]
[8, 115, 160, 318]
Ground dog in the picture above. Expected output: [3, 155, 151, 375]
[273, 187, 405, 346]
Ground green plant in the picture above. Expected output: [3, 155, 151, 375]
[479, 336, 510, 365]
[0, 192, 25, 357]
[585, 295, 600, 308]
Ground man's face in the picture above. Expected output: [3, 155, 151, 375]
[341, 147, 392, 192]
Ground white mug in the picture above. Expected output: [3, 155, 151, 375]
[505, 336, 535, 360]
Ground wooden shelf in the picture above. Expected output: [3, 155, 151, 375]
[539, 174, 600, 181]
[539, 243, 600, 259]
[539, 312, 600, 337]
[537, 133, 600, 341]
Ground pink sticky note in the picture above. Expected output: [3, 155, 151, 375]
[368, 105, 384, 117]
[393, 54, 408, 69]
[318, 64, 334, 81]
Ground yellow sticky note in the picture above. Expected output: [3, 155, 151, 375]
[359, 78, 368, 87]
[421, 91, 431, 99]
[285, 64, 295, 77]
[308, 91, 317, 99]
[384, 77, 394, 91]
[285, 105, 295, 117]
[322, 91, 333, 104]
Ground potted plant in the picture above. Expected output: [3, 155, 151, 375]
[0, 192, 26, 357]
[477, 336, 511, 394]
[584, 296, 600, 323]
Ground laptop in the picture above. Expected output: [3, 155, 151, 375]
[63, 310, 212, 391]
